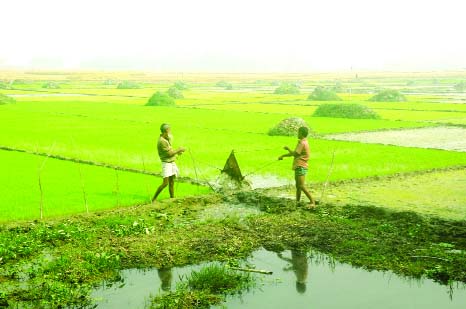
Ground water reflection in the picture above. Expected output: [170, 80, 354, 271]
[277, 249, 309, 294]
[92, 248, 466, 309]
[157, 267, 173, 292]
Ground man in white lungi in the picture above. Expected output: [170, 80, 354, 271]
[152, 123, 185, 202]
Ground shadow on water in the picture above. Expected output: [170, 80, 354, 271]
[91, 248, 466, 309]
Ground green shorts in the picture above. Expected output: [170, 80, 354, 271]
[295, 166, 308, 176]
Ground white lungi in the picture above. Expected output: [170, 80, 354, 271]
[162, 162, 179, 178]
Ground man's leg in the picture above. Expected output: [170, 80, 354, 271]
[297, 175, 315, 206]
[152, 177, 169, 202]
[295, 174, 302, 202]
[168, 175, 175, 198]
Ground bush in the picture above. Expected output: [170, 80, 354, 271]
[453, 81, 466, 92]
[0, 81, 10, 89]
[117, 81, 141, 89]
[369, 89, 406, 102]
[11, 79, 29, 86]
[312, 103, 380, 119]
[42, 82, 60, 89]
[307, 86, 341, 101]
[216, 81, 233, 90]
[173, 81, 189, 90]
[103, 79, 117, 86]
[268, 117, 311, 136]
[146, 91, 175, 106]
[216, 81, 229, 87]
[0, 94, 16, 105]
[332, 81, 344, 92]
[274, 83, 300, 95]
[167, 86, 184, 99]
[406, 80, 416, 86]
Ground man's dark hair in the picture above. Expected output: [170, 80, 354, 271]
[160, 123, 170, 133]
[298, 126, 309, 137]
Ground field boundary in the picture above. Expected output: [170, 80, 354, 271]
[0, 145, 209, 187]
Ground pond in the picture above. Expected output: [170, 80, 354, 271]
[91, 248, 466, 308]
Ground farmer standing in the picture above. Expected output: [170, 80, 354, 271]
[152, 123, 185, 202]
[278, 126, 316, 208]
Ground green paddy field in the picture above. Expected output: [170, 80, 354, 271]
[1, 71, 466, 221]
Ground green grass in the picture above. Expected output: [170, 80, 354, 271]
[150, 264, 254, 308]
[2, 191, 466, 307]
[0, 150, 209, 222]
[1, 99, 464, 185]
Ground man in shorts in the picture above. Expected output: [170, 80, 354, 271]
[152, 123, 185, 202]
[278, 126, 316, 208]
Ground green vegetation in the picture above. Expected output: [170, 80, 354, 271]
[11, 79, 30, 86]
[307, 86, 342, 101]
[369, 89, 407, 102]
[274, 83, 300, 94]
[268, 117, 310, 136]
[0, 150, 209, 221]
[312, 103, 380, 119]
[167, 86, 184, 99]
[321, 169, 466, 220]
[0, 81, 10, 89]
[1, 190, 465, 307]
[0, 93, 15, 104]
[453, 81, 466, 92]
[103, 79, 118, 86]
[146, 91, 176, 106]
[42, 82, 60, 89]
[173, 81, 189, 90]
[332, 81, 344, 92]
[1, 97, 465, 189]
[117, 81, 141, 89]
[150, 264, 254, 308]
[216, 81, 234, 90]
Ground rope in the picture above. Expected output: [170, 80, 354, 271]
[186, 149, 218, 192]
[234, 147, 279, 153]
[319, 149, 336, 203]
[243, 159, 280, 178]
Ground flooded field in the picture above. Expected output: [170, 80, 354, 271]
[273, 168, 466, 220]
[92, 249, 466, 309]
[326, 127, 466, 152]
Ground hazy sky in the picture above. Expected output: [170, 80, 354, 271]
[2, 0, 465, 71]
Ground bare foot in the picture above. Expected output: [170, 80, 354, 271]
[306, 202, 316, 210]
[296, 201, 306, 207]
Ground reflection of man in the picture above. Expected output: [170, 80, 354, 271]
[278, 249, 309, 294]
[157, 267, 173, 292]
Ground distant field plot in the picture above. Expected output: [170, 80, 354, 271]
[0, 150, 209, 222]
[327, 127, 466, 152]
[182, 103, 318, 114]
[364, 101, 466, 112]
[376, 109, 466, 122]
